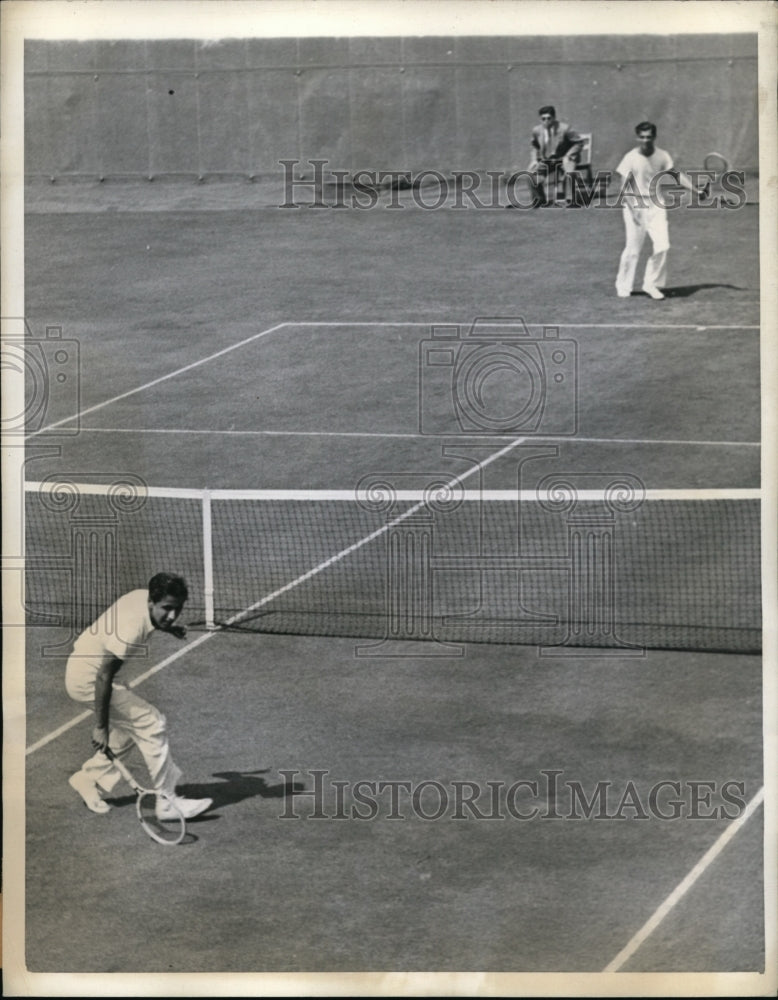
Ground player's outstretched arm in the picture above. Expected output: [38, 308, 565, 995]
[670, 168, 710, 197]
[91, 656, 123, 753]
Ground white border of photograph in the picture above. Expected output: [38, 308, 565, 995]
[2, 2, 776, 997]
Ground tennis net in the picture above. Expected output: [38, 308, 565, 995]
[22, 481, 761, 653]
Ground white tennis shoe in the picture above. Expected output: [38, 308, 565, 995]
[156, 795, 213, 821]
[69, 771, 111, 814]
[643, 286, 665, 300]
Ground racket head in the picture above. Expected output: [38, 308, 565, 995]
[703, 152, 729, 176]
[137, 790, 186, 846]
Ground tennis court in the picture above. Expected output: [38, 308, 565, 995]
[10, 17, 770, 992]
[19, 180, 765, 977]
[23, 196, 760, 489]
[25, 632, 763, 973]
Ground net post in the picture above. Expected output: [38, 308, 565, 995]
[202, 488, 215, 630]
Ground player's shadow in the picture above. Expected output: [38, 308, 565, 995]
[178, 769, 305, 814]
[106, 769, 304, 823]
[659, 283, 748, 297]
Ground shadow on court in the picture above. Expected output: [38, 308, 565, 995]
[180, 769, 305, 808]
[660, 283, 749, 297]
[105, 769, 304, 816]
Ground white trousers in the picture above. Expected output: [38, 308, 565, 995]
[616, 205, 670, 295]
[66, 673, 182, 796]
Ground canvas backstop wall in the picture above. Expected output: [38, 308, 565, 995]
[24, 34, 758, 182]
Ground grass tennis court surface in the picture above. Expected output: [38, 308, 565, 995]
[25, 629, 763, 973]
[24, 191, 759, 490]
[20, 184, 765, 975]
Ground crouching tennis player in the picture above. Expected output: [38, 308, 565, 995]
[65, 572, 212, 820]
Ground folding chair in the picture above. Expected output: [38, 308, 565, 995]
[571, 132, 594, 184]
[546, 132, 593, 204]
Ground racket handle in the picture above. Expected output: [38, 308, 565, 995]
[104, 752, 143, 793]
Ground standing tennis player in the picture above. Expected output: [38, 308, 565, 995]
[65, 572, 212, 819]
[615, 121, 709, 300]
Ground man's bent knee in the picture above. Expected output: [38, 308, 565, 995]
[132, 703, 168, 740]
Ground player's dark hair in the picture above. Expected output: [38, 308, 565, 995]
[148, 572, 188, 603]
[538, 105, 556, 117]
[635, 121, 657, 137]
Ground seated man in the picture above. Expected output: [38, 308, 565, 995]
[528, 105, 584, 205]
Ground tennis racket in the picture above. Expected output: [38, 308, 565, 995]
[106, 752, 186, 846]
[703, 151, 729, 177]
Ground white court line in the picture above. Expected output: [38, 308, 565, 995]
[77, 427, 429, 440]
[70, 427, 762, 448]
[25, 436, 527, 757]
[283, 320, 760, 331]
[25, 630, 217, 756]
[24, 320, 290, 439]
[26, 709, 93, 755]
[25, 482, 762, 501]
[21, 317, 757, 439]
[602, 785, 765, 973]
[565, 436, 759, 448]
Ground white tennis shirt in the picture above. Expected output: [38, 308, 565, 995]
[616, 145, 674, 204]
[66, 589, 155, 700]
